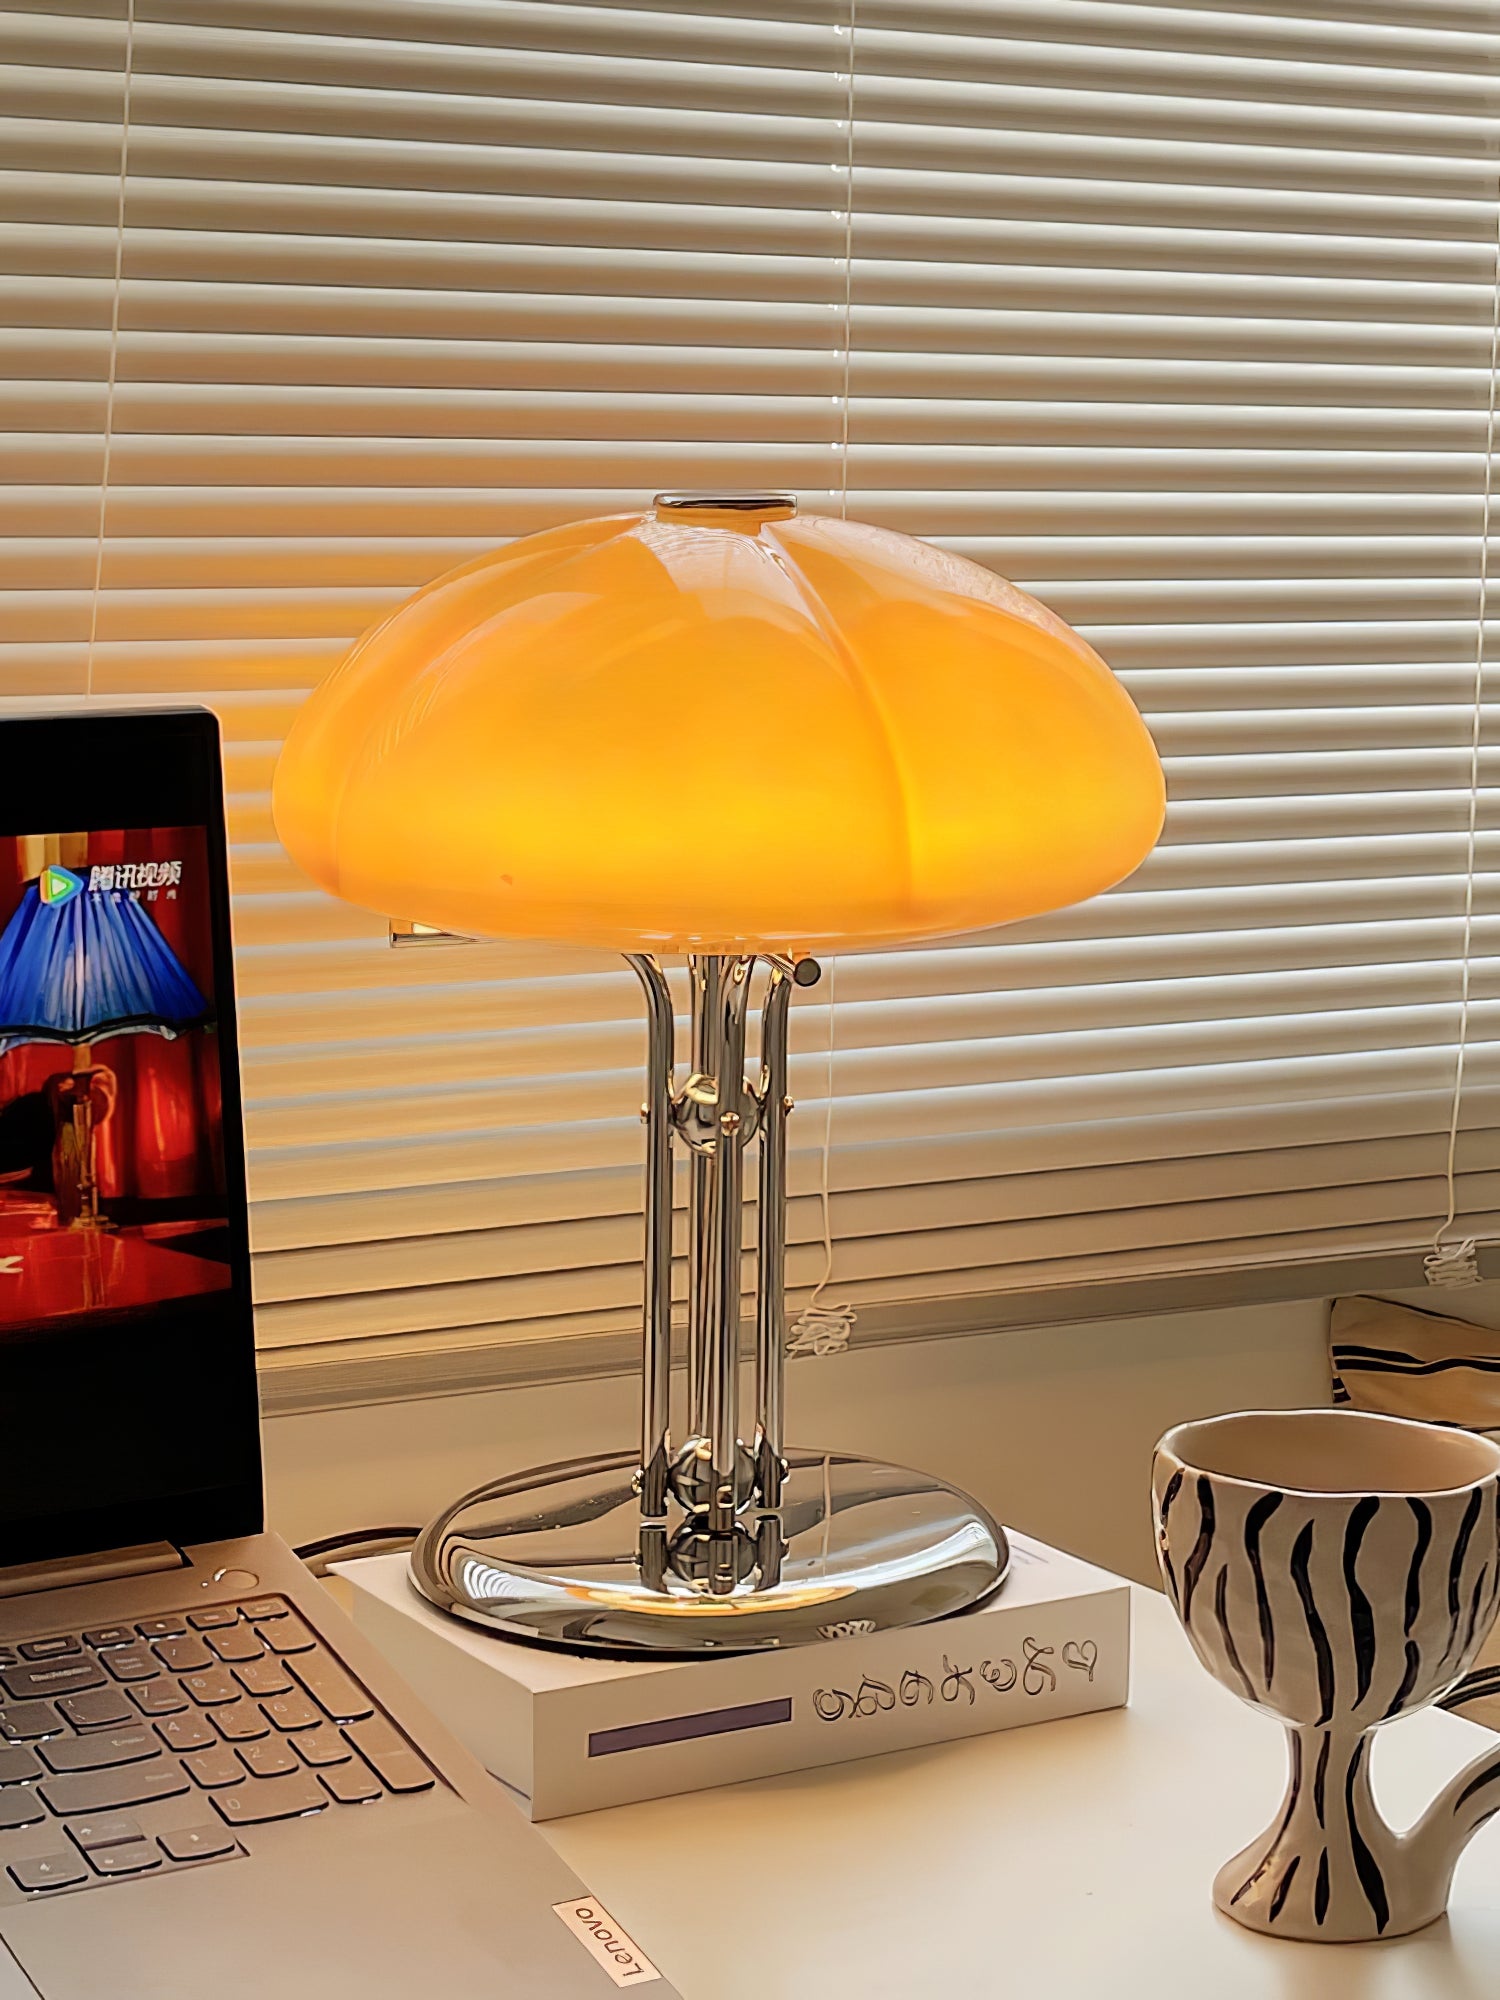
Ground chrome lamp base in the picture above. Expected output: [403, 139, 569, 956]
[410, 1447, 1008, 1654]
[410, 946, 1011, 1656]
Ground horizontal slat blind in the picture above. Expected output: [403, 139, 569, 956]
[839, 0, 1500, 1309]
[3, 0, 1498, 1378]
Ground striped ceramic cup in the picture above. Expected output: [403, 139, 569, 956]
[1154, 1408, 1500, 1942]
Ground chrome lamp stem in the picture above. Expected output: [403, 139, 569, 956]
[685, 954, 717, 1444]
[624, 950, 811, 1595]
[754, 962, 792, 1512]
[625, 953, 674, 1523]
[407, 946, 1009, 1654]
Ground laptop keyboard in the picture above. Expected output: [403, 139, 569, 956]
[0, 1595, 436, 1897]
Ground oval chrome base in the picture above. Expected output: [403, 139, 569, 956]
[409, 1447, 1009, 1655]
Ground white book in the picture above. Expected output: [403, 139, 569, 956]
[338, 1533, 1130, 1820]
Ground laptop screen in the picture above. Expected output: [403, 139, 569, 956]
[0, 715, 260, 1566]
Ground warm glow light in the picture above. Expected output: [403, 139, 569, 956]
[273, 501, 1165, 953]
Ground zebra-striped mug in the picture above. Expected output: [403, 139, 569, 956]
[1154, 1408, 1500, 1942]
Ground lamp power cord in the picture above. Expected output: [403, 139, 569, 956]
[292, 1527, 420, 1578]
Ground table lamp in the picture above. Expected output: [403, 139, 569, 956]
[274, 494, 1164, 1654]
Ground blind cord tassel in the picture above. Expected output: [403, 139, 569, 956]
[1426, 1239, 1482, 1289]
[787, 1300, 856, 1359]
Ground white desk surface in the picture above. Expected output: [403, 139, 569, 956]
[539, 1586, 1500, 1998]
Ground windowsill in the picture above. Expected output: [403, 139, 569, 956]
[260, 1298, 1335, 1589]
[253, 1241, 1446, 1417]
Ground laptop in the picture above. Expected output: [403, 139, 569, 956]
[0, 709, 672, 1999]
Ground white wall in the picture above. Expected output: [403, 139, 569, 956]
[263, 1295, 1332, 1585]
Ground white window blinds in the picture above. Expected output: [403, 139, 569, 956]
[4, 0, 1498, 1407]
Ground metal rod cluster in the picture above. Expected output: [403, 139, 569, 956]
[625, 951, 818, 1595]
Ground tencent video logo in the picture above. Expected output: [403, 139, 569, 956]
[38, 866, 83, 907]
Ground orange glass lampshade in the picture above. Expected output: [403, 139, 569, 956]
[273, 497, 1165, 953]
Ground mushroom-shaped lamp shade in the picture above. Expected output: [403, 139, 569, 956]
[273, 497, 1165, 953]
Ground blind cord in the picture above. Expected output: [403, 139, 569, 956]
[835, 0, 854, 524]
[1426, 170, 1500, 1290]
[787, 958, 855, 1356]
[788, 0, 857, 1360]
[292, 1527, 420, 1580]
[86, 0, 135, 703]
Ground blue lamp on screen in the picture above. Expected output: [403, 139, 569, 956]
[0, 868, 208, 1227]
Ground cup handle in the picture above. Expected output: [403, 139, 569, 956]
[1406, 1737, 1500, 1892]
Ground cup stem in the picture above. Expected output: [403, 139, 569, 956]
[1216, 1720, 1472, 1943]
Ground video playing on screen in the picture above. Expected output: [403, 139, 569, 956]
[0, 826, 230, 1337]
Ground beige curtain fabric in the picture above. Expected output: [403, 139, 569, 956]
[1331, 1294, 1500, 1436]
[1332, 1294, 1500, 1725]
